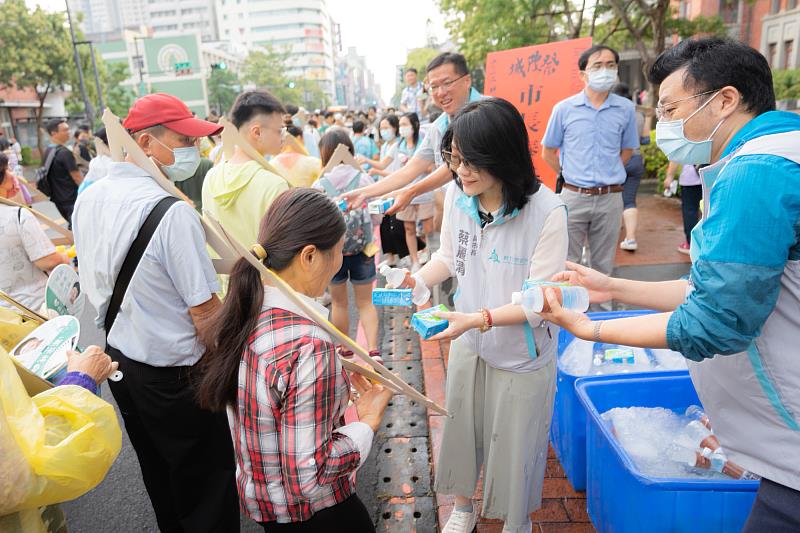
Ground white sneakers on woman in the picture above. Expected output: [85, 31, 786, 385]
[441, 508, 477, 533]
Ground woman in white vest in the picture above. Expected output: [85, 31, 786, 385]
[406, 97, 568, 533]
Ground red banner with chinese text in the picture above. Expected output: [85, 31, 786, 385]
[485, 37, 592, 191]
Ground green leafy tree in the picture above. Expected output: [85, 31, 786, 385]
[437, 0, 554, 69]
[207, 67, 240, 115]
[405, 47, 441, 77]
[104, 62, 136, 118]
[0, 0, 73, 155]
[773, 69, 800, 101]
[242, 47, 302, 105]
[65, 47, 136, 124]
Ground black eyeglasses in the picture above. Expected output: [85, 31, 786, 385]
[441, 150, 475, 172]
[426, 74, 468, 94]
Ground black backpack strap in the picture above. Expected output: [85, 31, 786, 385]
[104, 196, 180, 335]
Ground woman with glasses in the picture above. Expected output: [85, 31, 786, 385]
[400, 97, 568, 533]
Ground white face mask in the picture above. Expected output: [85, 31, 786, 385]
[587, 68, 618, 92]
[399, 126, 413, 138]
[380, 129, 395, 142]
[151, 136, 201, 182]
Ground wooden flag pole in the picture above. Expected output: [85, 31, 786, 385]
[0, 197, 73, 246]
[0, 290, 47, 324]
[321, 143, 362, 175]
[101, 108, 448, 415]
[217, 117, 290, 183]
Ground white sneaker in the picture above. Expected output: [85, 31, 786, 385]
[620, 239, 638, 251]
[418, 249, 430, 265]
[411, 262, 422, 274]
[315, 292, 331, 306]
[441, 507, 477, 533]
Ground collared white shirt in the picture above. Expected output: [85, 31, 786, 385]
[400, 82, 424, 113]
[73, 162, 219, 366]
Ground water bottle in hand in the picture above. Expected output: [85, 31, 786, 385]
[380, 264, 408, 289]
[511, 284, 589, 313]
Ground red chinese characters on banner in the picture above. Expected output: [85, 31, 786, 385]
[485, 37, 592, 191]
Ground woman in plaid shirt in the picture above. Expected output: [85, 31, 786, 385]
[196, 188, 393, 532]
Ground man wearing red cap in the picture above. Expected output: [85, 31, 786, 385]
[72, 93, 239, 532]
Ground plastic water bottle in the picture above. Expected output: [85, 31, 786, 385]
[511, 284, 589, 313]
[379, 264, 408, 289]
[379, 264, 430, 306]
[685, 405, 713, 431]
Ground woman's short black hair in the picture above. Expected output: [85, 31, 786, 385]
[319, 127, 355, 166]
[401, 112, 420, 145]
[380, 114, 399, 135]
[441, 97, 540, 215]
[648, 37, 775, 116]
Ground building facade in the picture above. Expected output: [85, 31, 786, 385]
[673, 0, 798, 68]
[214, 0, 337, 102]
[95, 30, 211, 117]
[335, 47, 381, 110]
[73, 0, 218, 43]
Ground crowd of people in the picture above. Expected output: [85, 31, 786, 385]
[1, 35, 799, 533]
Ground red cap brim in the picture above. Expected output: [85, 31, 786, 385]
[163, 116, 223, 137]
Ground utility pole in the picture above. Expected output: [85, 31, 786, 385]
[134, 37, 147, 96]
[77, 40, 105, 114]
[65, 0, 94, 124]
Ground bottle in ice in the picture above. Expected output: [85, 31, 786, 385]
[693, 448, 760, 480]
[685, 405, 713, 431]
[511, 282, 589, 313]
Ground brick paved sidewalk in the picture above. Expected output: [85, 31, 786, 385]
[420, 332, 594, 533]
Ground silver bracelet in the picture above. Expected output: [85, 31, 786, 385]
[593, 321, 603, 343]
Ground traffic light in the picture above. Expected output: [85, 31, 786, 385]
[175, 62, 192, 76]
[287, 81, 296, 89]
[210, 62, 227, 71]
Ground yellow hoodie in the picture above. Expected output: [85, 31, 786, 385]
[201, 160, 289, 249]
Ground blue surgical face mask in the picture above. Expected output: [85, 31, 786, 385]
[587, 68, 618, 92]
[380, 129, 395, 142]
[152, 136, 200, 182]
[655, 91, 725, 165]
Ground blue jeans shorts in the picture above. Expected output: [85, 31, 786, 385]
[331, 253, 376, 285]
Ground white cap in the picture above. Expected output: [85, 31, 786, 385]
[511, 288, 544, 312]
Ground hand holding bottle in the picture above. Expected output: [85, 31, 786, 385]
[551, 261, 614, 304]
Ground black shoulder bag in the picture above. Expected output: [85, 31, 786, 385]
[104, 196, 180, 337]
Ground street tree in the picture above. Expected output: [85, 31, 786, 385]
[207, 66, 239, 115]
[241, 47, 302, 105]
[0, 0, 72, 154]
[65, 42, 136, 124]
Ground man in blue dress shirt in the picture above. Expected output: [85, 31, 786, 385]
[542, 45, 639, 302]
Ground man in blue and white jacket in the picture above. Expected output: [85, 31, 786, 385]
[543, 37, 800, 531]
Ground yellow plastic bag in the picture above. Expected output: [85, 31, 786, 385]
[0, 346, 121, 518]
[0, 306, 39, 352]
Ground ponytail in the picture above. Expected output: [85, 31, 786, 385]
[195, 256, 264, 412]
